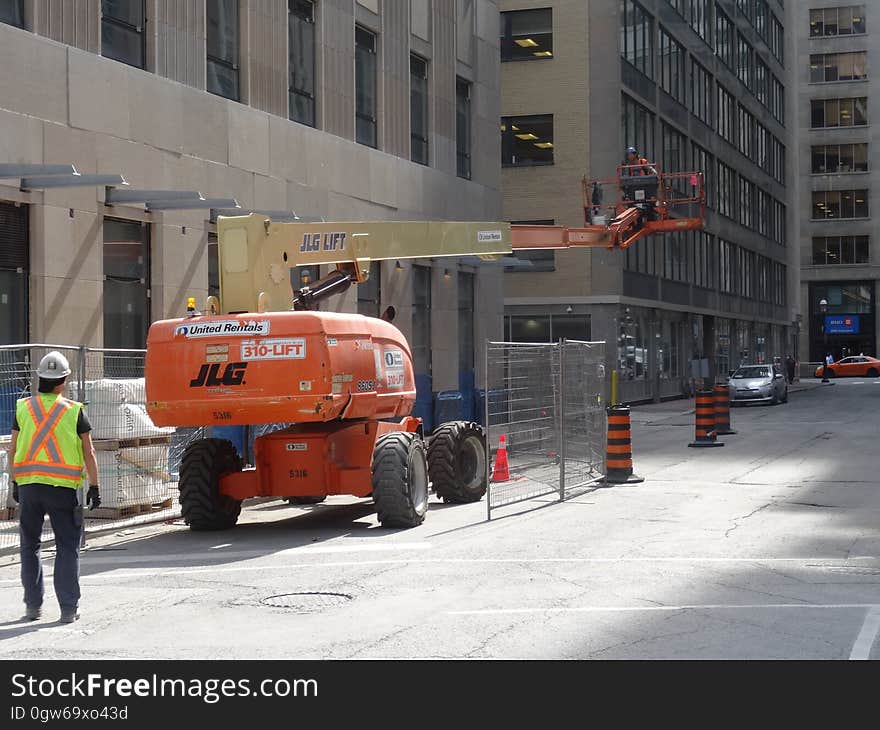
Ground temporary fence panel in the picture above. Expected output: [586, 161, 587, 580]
[0, 344, 206, 552]
[485, 340, 606, 519]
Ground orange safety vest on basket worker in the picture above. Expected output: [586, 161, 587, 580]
[13, 393, 85, 488]
[623, 146, 656, 176]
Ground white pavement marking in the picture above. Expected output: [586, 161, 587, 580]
[0, 555, 877, 585]
[210, 544, 232, 550]
[449, 603, 880, 616]
[849, 606, 880, 660]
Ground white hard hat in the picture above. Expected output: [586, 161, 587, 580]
[37, 351, 72, 379]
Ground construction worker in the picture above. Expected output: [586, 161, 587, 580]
[622, 146, 657, 177]
[7, 351, 100, 624]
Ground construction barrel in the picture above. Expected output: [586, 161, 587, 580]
[604, 405, 644, 484]
[688, 390, 724, 448]
[712, 384, 736, 436]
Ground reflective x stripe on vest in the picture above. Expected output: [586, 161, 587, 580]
[13, 394, 84, 487]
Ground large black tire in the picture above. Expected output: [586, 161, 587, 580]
[867, 368, 879, 378]
[371, 432, 429, 528]
[284, 496, 326, 505]
[179, 438, 243, 531]
[427, 421, 488, 503]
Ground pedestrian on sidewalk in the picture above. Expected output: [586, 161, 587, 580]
[785, 354, 796, 384]
[7, 351, 100, 624]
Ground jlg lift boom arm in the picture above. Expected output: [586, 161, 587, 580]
[214, 164, 703, 314]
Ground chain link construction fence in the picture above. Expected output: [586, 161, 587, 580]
[485, 340, 606, 519]
[0, 344, 205, 552]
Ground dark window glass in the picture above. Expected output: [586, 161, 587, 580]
[207, 235, 220, 302]
[412, 267, 431, 375]
[458, 271, 475, 373]
[101, 0, 146, 69]
[691, 58, 713, 127]
[812, 190, 869, 219]
[812, 143, 869, 173]
[659, 28, 686, 104]
[812, 236, 871, 265]
[621, 0, 654, 79]
[811, 97, 868, 127]
[622, 94, 655, 162]
[103, 219, 150, 350]
[500, 7, 552, 61]
[501, 114, 553, 167]
[0, 202, 28, 345]
[0, 0, 24, 27]
[810, 52, 868, 83]
[456, 79, 472, 179]
[715, 5, 735, 69]
[357, 261, 381, 317]
[207, 0, 239, 100]
[410, 55, 429, 165]
[355, 26, 377, 148]
[289, 0, 315, 127]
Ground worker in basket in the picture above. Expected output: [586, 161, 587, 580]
[621, 145, 658, 220]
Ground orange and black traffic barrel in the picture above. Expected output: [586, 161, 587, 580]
[605, 404, 644, 484]
[713, 384, 737, 435]
[688, 390, 725, 448]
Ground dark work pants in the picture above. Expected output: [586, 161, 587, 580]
[19, 483, 82, 612]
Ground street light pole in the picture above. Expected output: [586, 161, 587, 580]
[820, 298, 830, 383]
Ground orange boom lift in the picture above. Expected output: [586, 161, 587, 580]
[144, 164, 702, 530]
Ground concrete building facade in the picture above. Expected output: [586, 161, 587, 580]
[0, 0, 502, 428]
[500, 0, 799, 402]
[792, 2, 878, 364]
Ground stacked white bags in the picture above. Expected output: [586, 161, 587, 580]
[84, 378, 173, 441]
[84, 378, 174, 510]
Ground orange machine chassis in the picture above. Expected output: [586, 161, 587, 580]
[218, 416, 422, 501]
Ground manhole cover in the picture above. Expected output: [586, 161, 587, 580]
[260, 592, 353, 612]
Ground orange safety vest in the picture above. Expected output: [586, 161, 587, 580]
[13, 394, 85, 488]
[625, 157, 652, 176]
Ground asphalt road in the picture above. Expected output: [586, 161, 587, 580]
[2, 378, 880, 659]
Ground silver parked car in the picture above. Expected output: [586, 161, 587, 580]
[729, 364, 788, 405]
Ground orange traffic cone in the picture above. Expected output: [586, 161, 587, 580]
[491, 434, 510, 482]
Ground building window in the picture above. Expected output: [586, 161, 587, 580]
[738, 176, 754, 229]
[756, 122, 769, 173]
[811, 97, 868, 128]
[622, 94, 655, 162]
[736, 33, 752, 89]
[810, 52, 868, 83]
[756, 187, 769, 237]
[737, 104, 755, 160]
[206, 0, 239, 101]
[357, 262, 381, 317]
[755, 57, 769, 108]
[288, 0, 315, 127]
[717, 162, 737, 219]
[412, 266, 431, 376]
[501, 114, 553, 167]
[812, 190, 869, 220]
[621, 0, 654, 79]
[661, 122, 685, 177]
[0, 203, 28, 345]
[0, 0, 24, 28]
[810, 6, 866, 37]
[659, 28, 686, 104]
[812, 236, 870, 265]
[456, 79, 472, 179]
[410, 55, 429, 165]
[770, 74, 785, 124]
[771, 135, 785, 184]
[355, 26, 378, 148]
[689, 0, 709, 41]
[507, 220, 556, 272]
[692, 143, 713, 209]
[458, 271, 475, 374]
[101, 0, 145, 69]
[717, 83, 735, 144]
[771, 198, 785, 246]
[500, 7, 552, 61]
[715, 6, 735, 70]
[769, 13, 784, 65]
[754, 0, 769, 39]
[691, 58, 713, 127]
[812, 143, 869, 174]
[208, 234, 219, 299]
[103, 219, 150, 350]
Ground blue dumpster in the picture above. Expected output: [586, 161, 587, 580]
[211, 425, 246, 458]
[413, 373, 433, 432]
[434, 390, 463, 426]
[459, 370, 475, 421]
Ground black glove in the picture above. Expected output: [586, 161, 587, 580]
[86, 485, 101, 510]
[12, 482, 18, 504]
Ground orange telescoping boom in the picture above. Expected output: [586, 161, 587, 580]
[144, 164, 703, 530]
